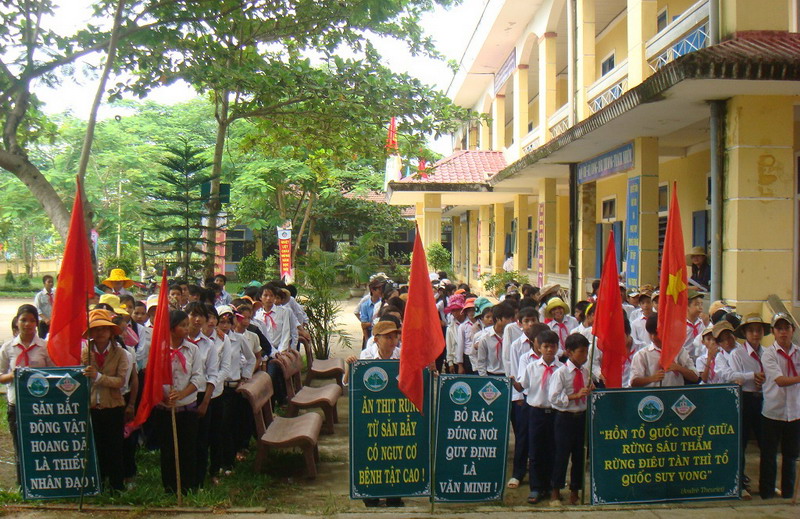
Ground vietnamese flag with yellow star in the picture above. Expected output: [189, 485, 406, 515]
[658, 184, 688, 370]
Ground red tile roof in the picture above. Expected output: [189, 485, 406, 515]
[344, 190, 414, 217]
[701, 31, 800, 62]
[397, 150, 507, 184]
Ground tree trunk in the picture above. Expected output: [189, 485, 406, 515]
[138, 230, 146, 279]
[205, 89, 229, 278]
[293, 192, 315, 257]
[254, 228, 263, 259]
[0, 150, 70, 239]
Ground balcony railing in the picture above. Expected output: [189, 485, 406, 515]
[520, 126, 541, 155]
[548, 104, 570, 139]
[645, 0, 710, 71]
[587, 59, 629, 113]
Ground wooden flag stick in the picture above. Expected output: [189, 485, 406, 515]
[581, 335, 597, 506]
[171, 405, 182, 505]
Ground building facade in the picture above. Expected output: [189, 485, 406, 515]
[388, 0, 800, 318]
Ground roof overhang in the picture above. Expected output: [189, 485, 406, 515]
[492, 31, 800, 186]
[386, 182, 522, 206]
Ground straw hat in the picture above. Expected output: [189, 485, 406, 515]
[709, 300, 735, 316]
[84, 308, 121, 337]
[734, 313, 771, 339]
[216, 304, 234, 317]
[537, 283, 561, 302]
[373, 320, 400, 336]
[98, 294, 129, 315]
[687, 290, 704, 302]
[544, 297, 570, 319]
[146, 294, 159, 312]
[771, 312, 796, 329]
[701, 325, 714, 338]
[686, 246, 707, 264]
[102, 268, 134, 289]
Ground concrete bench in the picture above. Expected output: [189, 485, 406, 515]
[237, 371, 323, 478]
[302, 340, 345, 388]
[278, 350, 342, 435]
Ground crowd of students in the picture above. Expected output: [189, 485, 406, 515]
[353, 273, 800, 506]
[2, 269, 310, 495]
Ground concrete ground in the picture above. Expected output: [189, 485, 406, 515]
[0, 297, 797, 516]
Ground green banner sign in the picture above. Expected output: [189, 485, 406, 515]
[589, 384, 741, 504]
[433, 375, 511, 502]
[349, 360, 431, 499]
[15, 367, 101, 500]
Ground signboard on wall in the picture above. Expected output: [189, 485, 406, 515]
[578, 142, 634, 184]
[537, 204, 545, 286]
[625, 177, 640, 286]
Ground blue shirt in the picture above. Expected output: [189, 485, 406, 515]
[359, 298, 381, 324]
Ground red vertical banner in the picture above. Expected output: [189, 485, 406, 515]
[537, 203, 545, 286]
[277, 227, 293, 281]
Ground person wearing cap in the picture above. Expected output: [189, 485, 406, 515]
[687, 246, 710, 292]
[630, 288, 656, 350]
[82, 308, 129, 492]
[696, 326, 720, 384]
[718, 313, 770, 491]
[455, 297, 479, 374]
[544, 298, 578, 355]
[33, 274, 55, 338]
[0, 304, 52, 484]
[358, 278, 386, 347]
[621, 286, 637, 319]
[536, 283, 562, 318]
[227, 303, 259, 465]
[444, 294, 467, 373]
[502, 302, 535, 377]
[759, 312, 800, 500]
[476, 303, 516, 377]
[631, 314, 699, 387]
[683, 291, 706, 364]
[103, 268, 135, 297]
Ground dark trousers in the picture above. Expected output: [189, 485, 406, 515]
[529, 407, 556, 492]
[195, 392, 211, 487]
[759, 417, 800, 499]
[91, 406, 125, 491]
[154, 407, 199, 494]
[511, 401, 530, 480]
[222, 385, 252, 462]
[37, 321, 50, 339]
[207, 395, 225, 477]
[741, 392, 763, 477]
[122, 393, 138, 479]
[266, 362, 286, 406]
[551, 411, 586, 491]
[461, 356, 475, 375]
[8, 406, 20, 486]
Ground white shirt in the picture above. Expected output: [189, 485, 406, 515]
[189, 332, 219, 394]
[502, 323, 524, 376]
[590, 341, 639, 388]
[572, 323, 595, 344]
[520, 356, 562, 408]
[508, 335, 536, 401]
[228, 330, 258, 381]
[255, 305, 293, 353]
[211, 332, 233, 398]
[163, 340, 205, 407]
[445, 318, 463, 366]
[761, 342, 800, 422]
[683, 318, 704, 363]
[716, 342, 762, 393]
[631, 315, 653, 350]
[630, 344, 697, 387]
[359, 346, 400, 360]
[455, 319, 475, 364]
[622, 302, 635, 319]
[136, 326, 151, 371]
[548, 360, 590, 412]
[476, 330, 505, 376]
[0, 335, 52, 405]
[121, 346, 136, 395]
[547, 316, 579, 350]
[696, 350, 724, 384]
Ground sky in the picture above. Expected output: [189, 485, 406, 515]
[36, 0, 489, 154]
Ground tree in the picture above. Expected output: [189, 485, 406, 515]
[140, 139, 216, 277]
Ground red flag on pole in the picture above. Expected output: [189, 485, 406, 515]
[127, 270, 172, 429]
[658, 183, 688, 370]
[593, 230, 627, 388]
[385, 117, 398, 154]
[398, 225, 443, 412]
[47, 178, 95, 366]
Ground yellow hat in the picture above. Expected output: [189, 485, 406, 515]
[84, 308, 122, 337]
[544, 297, 570, 319]
[102, 268, 134, 289]
[98, 294, 129, 315]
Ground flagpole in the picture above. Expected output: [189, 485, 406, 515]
[581, 335, 597, 506]
[429, 370, 435, 514]
[171, 398, 183, 505]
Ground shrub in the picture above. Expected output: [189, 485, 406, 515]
[236, 252, 267, 283]
[104, 255, 137, 277]
[18, 277, 31, 288]
[481, 270, 529, 297]
[5, 270, 15, 284]
[426, 242, 452, 277]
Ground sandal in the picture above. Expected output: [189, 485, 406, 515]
[507, 477, 520, 489]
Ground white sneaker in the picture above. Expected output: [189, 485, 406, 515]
[507, 477, 520, 488]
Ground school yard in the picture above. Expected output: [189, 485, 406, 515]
[0, 297, 797, 516]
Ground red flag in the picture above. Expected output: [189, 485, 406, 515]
[47, 178, 95, 366]
[398, 225, 443, 412]
[593, 230, 627, 388]
[417, 158, 428, 179]
[658, 183, 688, 370]
[385, 117, 398, 154]
[127, 270, 172, 429]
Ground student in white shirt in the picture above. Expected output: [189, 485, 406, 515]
[453, 299, 476, 373]
[457, 298, 493, 374]
[630, 289, 656, 350]
[443, 295, 467, 373]
[696, 326, 719, 383]
[255, 283, 293, 353]
[590, 313, 638, 388]
[544, 298, 578, 354]
[683, 291, 706, 363]
[709, 321, 739, 384]
[548, 334, 592, 505]
[630, 314, 699, 387]
[759, 312, 800, 500]
[476, 303, 516, 376]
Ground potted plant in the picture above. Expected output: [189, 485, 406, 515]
[341, 232, 381, 298]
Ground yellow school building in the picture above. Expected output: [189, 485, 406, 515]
[387, 0, 800, 319]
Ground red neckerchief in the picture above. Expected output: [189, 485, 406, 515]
[687, 320, 701, 338]
[15, 342, 37, 367]
[541, 362, 555, 389]
[262, 309, 277, 329]
[746, 343, 763, 372]
[170, 346, 187, 373]
[494, 335, 502, 359]
[777, 347, 798, 377]
[93, 345, 109, 369]
[572, 363, 586, 404]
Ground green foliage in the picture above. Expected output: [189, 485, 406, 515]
[340, 232, 382, 287]
[298, 248, 350, 360]
[5, 271, 14, 284]
[18, 277, 30, 288]
[102, 254, 137, 278]
[236, 252, 268, 283]
[481, 270, 530, 298]
[426, 242, 452, 276]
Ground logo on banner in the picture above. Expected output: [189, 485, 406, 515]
[478, 382, 501, 405]
[637, 396, 664, 422]
[671, 395, 696, 420]
[449, 382, 472, 405]
[363, 367, 389, 392]
[27, 374, 49, 397]
[56, 374, 80, 397]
